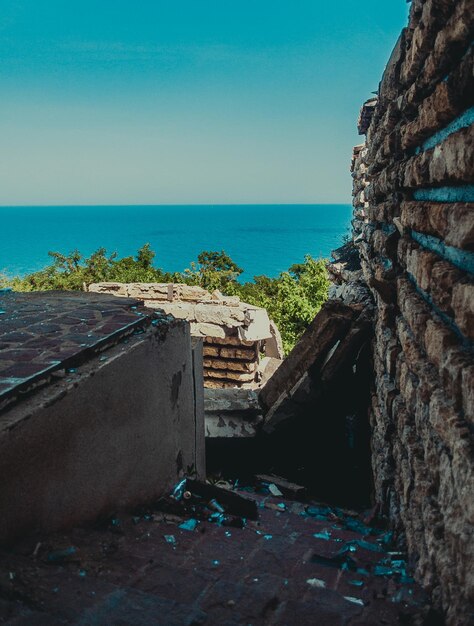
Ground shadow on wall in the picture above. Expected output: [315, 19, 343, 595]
[206, 341, 374, 509]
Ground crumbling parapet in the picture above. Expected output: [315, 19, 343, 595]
[88, 283, 284, 389]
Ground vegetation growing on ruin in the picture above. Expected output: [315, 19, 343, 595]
[0, 244, 330, 352]
[234, 257, 329, 352]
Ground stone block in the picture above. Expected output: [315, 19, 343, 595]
[461, 365, 474, 423]
[219, 346, 256, 361]
[209, 291, 241, 306]
[446, 204, 474, 250]
[403, 125, 474, 188]
[396, 316, 438, 404]
[239, 308, 272, 341]
[424, 319, 458, 371]
[414, 248, 438, 293]
[176, 285, 212, 301]
[429, 389, 469, 451]
[429, 125, 474, 184]
[203, 345, 220, 357]
[195, 303, 244, 326]
[190, 323, 226, 339]
[207, 336, 255, 347]
[203, 358, 257, 373]
[265, 319, 284, 359]
[154, 302, 196, 320]
[204, 388, 260, 413]
[440, 346, 471, 410]
[397, 278, 431, 350]
[127, 283, 170, 299]
[400, 201, 474, 251]
[204, 388, 262, 438]
[429, 260, 464, 317]
[204, 368, 255, 382]
[204, 380, 237, 389]
[451, 280, 474, 340]
[398, 358, 419, 415]
[88, 282, 128, 296]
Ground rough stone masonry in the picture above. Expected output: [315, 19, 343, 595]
[88, 282, 284, 389]
[349, 1, 473, 624]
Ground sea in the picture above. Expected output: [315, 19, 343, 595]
[0, 204, 352, 282]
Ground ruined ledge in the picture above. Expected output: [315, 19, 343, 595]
[0, 290, 174, 412]
[0, 290, 204, 545]
[88, 282, 284, 389]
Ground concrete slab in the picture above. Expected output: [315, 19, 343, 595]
[204, 388, 263, 437]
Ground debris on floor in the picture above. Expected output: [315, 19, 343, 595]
[0, 475, 433, 625]
[254, 474, 307, 500]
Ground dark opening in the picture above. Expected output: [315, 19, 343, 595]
[206, 342, 373, 509]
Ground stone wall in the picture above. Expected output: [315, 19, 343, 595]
[88, 283, 283, 389]
[350, 2, 473, 623]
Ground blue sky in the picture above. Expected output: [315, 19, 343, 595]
[0, 1, 408, 205]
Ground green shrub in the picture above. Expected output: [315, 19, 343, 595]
[235, 256, 330, 353]
[1, 245, 329, 354]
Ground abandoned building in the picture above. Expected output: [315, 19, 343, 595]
[0, 1, 473, 624]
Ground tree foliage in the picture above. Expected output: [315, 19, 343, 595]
[1, 245, 329, 353]
[1, 245, 178, 292]
[236, 256, 330, 352]
[183, 250, 244, 292]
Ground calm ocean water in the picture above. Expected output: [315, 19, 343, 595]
[0, 205, 352, 282]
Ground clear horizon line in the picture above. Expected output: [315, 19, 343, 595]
[0, 202, 352, 208]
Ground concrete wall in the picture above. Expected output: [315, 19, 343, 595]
[351, 2, 473, 623]
[0, 321, 205, 545]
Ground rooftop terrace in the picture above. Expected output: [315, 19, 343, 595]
[0, 291, 156, 410]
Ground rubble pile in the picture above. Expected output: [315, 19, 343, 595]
[88, 282, 283, 389]
[348, 1, 474, 623]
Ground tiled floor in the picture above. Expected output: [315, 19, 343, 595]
[0, 486, 431, 625]
[0, 291, 156, 405]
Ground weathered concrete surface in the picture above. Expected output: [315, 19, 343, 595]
[0, 295, 204, 546]
[349, 1, 474, 623]
[191, 338, 206, 478]
[204, 388, 263, 438]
